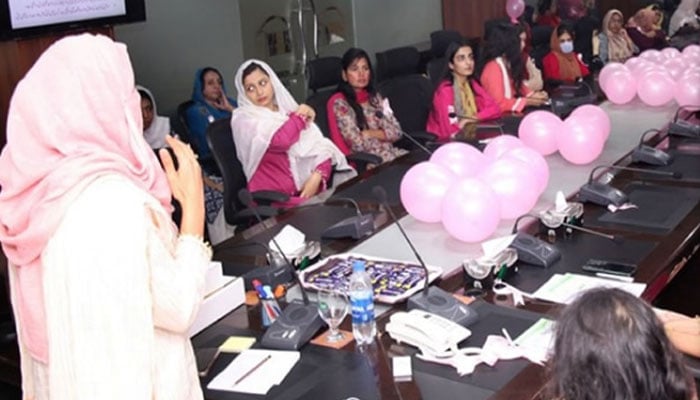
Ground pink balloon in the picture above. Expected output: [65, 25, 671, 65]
[517, 110, 563, 155]
[557, 114, 605, 165]
[624, 57, 646, 72]
[429, 142, 488, 178]
[400, 162, 455, 223]
[634, 63, 668, 80]
[661, 47, 682, 59]
[598, 62, 628, 89]
[684, 67, 700, 78]
[682, 44, 700, 58]
[505, 0, 525, 20]
[570, 104, 611, 141]
[640, 49, 663, 62]
[663, 57, 687, 80]
[602, 69, 637, 104]
[441, 178, 501, 243]
[502, 147, 550, 195]
[675, 74, 700, 110]
[483, 135, 525, 160]
[478, 158, 539, 219]
[638, 71, 675, 107]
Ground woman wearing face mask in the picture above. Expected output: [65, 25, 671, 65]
[542, 22, 590, 83]
[599, 9, 637, 64]
[426, 39, 501, 140]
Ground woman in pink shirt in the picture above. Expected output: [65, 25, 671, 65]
[479, 22, 549, 114]
[426, 38, 501, 140]
[231, 60, 354, 206]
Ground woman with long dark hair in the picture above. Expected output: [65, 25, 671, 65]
[426, 39, 500, 140]
[479, 23, 549, 113]
[546, 288, 697, 400]
[327, 48, 407, 163]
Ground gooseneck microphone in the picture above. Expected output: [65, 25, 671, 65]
[375, 110, 433, 155]
[631, 129, 673, 166]
[669, 106, 700, 138]
[320, 197, 375, 239]
[509, 214, 561, 268]
[239, 189, 324, 350]
[579, 165, 682, 207]
[372, 186, 478, 326]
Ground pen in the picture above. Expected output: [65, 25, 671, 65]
[595, 272, 634, 283]
[233, 354, 272, 386]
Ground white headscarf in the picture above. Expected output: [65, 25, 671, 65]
[136, 85, 171, 149]
[669, 0, 700, 36]
[231, 59, 354, 190]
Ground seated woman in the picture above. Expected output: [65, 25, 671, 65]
[185, 67, 237, 162]
[519, 23, 544, 92]
[137, 85, 173, 149]
[542, 22, 591, 83]
[669, 0, 700, 37]
[599, 9, 637, 64]
[546, 288, 697, 400]
[479, 23, 549, 114]
[231, 60, 354, 206]
[327, 48, 407, 163]
[626, 8, 669, 51]
[535, 0, 561, 27]
[426, 39, 501, 140]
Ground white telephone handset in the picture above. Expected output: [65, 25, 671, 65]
[386, 309, 472, 356]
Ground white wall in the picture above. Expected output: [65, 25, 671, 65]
[115, 0, 244, 122]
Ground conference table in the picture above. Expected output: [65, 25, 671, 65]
[195, 100, 700, 400]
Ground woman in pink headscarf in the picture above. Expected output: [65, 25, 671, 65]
[0, 34, 210, 399]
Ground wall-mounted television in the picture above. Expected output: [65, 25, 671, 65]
[0, 0, 146, 40]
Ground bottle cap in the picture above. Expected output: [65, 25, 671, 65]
[352, 260, 365, 273]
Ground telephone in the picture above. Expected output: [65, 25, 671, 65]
[386, 310, 472, 356]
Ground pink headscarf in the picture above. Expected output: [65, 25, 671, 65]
[0, 34, 171, 363]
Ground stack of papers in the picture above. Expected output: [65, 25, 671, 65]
[207, 349, 300, 394]
[532, 273, 646, 304]
[514, 318, 556, 362]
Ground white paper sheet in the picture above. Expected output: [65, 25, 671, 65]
[532, 273, 646, 304]
[206, 349, 300, 394]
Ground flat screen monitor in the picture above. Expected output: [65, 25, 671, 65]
[0, 0, 145, 40]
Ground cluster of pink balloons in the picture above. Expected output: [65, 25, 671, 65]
[518, 105, 610, 165]
[400, 137, 549, 243]
[599, 45, 700, 108]
[505, 0, 525, 21]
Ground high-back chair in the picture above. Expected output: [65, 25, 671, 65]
[206, 119, 287, 227]
[375, 46, 436, 145]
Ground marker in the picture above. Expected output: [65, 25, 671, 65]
[595, 272, 634, 283]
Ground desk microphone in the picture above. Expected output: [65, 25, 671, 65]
[578, 165, 682, 207]
[375, 111, 433, 155]
[631, 129, 673, 166]
[447, 112, 506, 136]
[320, 197, 375, 239]
[223, 240, 296, 291]
[669, 106, 700, 138]
[239, 189, 324, 350]
[509, 214, 561, 268]
[372, 185, 478, 327]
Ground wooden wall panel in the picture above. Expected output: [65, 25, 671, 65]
[442, 0, 508, 39]
[0, 27, 113, 152]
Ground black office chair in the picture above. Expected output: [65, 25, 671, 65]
[530, 25, 554, 70]
[176, 100, 195, 148]
[375, 47, 437, 147]
[205, 119, 288, 227]
[429, 30, 462, 59]
[305, 57, 381, 172]
[375, 46, 422, 84]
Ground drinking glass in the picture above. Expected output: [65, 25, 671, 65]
[317, 288, 349, 342]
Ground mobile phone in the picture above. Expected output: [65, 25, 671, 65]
[581, 259, 637, 276]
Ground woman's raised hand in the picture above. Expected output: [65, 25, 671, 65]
[159, 136, 205, 236]
[214, 92, 235, 112]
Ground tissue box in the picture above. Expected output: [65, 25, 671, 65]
[189, 269, 245, 337]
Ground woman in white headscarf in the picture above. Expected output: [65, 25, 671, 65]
[231, 59, 355, 206]
[137, 85, 172, 149]
[669, 0, 700, 37]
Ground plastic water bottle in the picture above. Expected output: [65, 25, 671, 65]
[349, 260, 376, 345]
